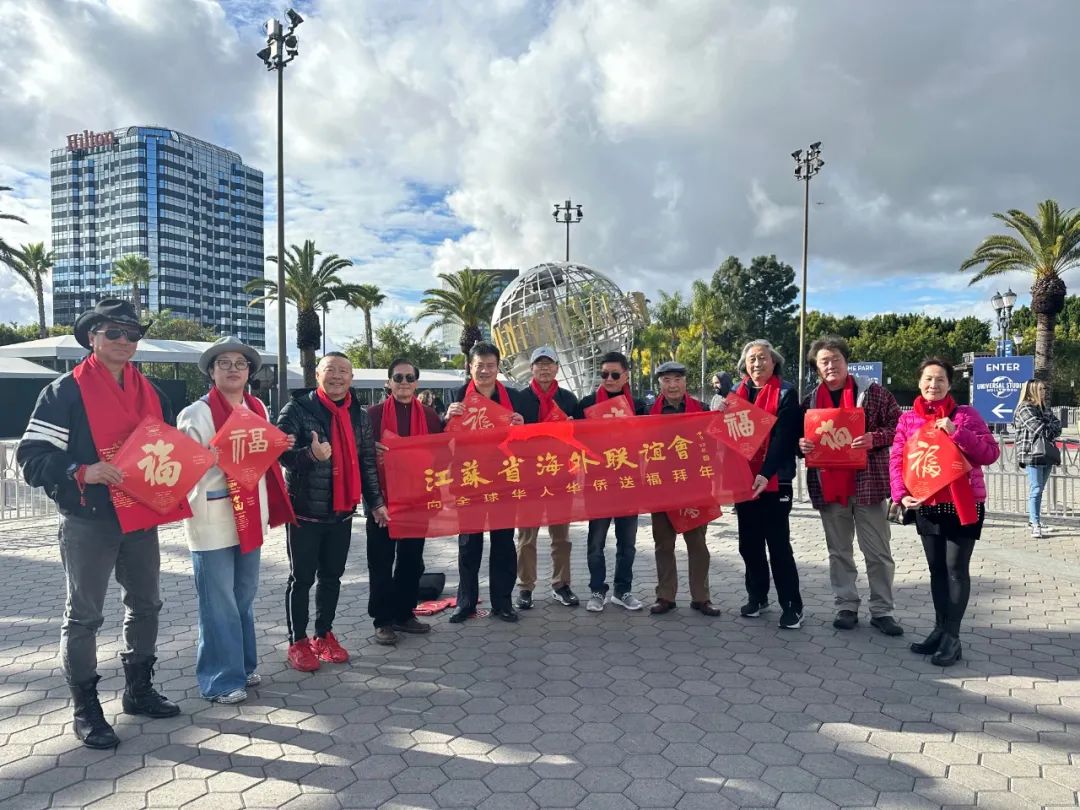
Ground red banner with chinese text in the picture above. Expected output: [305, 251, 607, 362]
[445, 390, 515, 433]
[383, 413, 754, 538]
[584, 397, 634, 420]
[112, 416, 215, 515]
[210, 407, 292, 491]
[804, 408, 867, 469]
[902, 423, 971, 502]
[711, 394, 778, 461]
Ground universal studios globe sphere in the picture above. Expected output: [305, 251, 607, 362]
[490, 262, 646, 397]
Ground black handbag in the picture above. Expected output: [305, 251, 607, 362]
[417, 572, 446, 601]
[1030, 435, 1062, 467]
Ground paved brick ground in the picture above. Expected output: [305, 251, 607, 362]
[1, 506, 1079, 809]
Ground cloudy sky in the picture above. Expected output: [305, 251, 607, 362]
[1, 0, 1078, 354]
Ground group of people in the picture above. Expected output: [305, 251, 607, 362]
[19, 297, 1007, 752]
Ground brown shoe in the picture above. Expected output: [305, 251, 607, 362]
[649, 599, 677, 615]
[393, 617, 431, 634]
[374, 627, 397, 646]
[690, 601, 721, 617]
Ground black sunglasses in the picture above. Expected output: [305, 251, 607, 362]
[392, 373, 417, 383]
[93, 326, 142, 342]
[600, 371, 623, 380]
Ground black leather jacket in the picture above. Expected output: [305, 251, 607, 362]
[276, 389, 384, 521]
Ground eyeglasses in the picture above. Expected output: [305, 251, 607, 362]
[392, 373, 417, 383]
[93, 327, 142, 342]
[600, 371, 623, 380]
[214, 359, 250, 371]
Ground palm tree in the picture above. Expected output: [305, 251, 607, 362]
[0, 185, 27, 263]
[633, 323, 667, 392]
[5, 243, 54, 338]
[347, 283, 386, 368]
[111, 254, 152, 316]
[245, 240, 355, 387]
[961, 200, 1080, 381]
[690, 279, 722, 398]
[415, 269, 499, 365]
[653, 291, 690, 362]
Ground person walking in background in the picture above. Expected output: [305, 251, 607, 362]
[1013, 379, 1062, 537]
[891, 357, 999, 666]
[708, 371, 733, 411]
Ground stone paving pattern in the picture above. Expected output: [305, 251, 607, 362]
[1, 505, 1080, 809]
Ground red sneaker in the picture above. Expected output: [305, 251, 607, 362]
[311, 631, 349, 663]
[287, 639, 320, 672]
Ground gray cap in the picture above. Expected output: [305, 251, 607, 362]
[198, 336, 263, 376]
[655, 361, 687, 379]
[530, 345, 559, 364]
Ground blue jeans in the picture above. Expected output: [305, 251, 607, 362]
[586, 516, 638, 595]
[1027, 465, 1053, 525]
[191, 545, 260, 698]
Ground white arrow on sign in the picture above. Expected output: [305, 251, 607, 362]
[992, 403, 1013, 419]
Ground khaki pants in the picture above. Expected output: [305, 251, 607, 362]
[516, 524, 572, 590]
[651, 513, 711, 603]
[819, 499, 896, 617]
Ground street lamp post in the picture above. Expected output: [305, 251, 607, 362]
[792, 142, 824, 399]
[552, 199, 583, 262]
[991, 288, 1017, 356]
[258, 8, 303, 413]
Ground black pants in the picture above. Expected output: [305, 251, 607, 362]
[735, 486, 802, 611]
[285, 519, 352, 643]
[457, 528, 516, 612]
[366, 515, 425, 628]
[922, 534, 976, 636]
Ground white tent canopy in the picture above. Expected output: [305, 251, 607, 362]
[0, 357, 60, 378]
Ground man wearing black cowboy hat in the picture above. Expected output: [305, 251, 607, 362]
[18, 298, 181, 750]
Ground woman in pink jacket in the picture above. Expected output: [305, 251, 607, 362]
[890, 358, 999, 666]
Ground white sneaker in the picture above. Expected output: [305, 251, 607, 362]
[211, 688, 247, 704]
[1039, 522, 1052, 534]
[586, 591, 606, 612]
[610, 591, 643, 611]
[245, 673, 262, 687]
[1031, 525, 1043, 538]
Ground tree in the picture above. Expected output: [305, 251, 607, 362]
[245, 240, 355, 387]
[653, 291, 690, 362]
[0, 321, 72, 347]
[347, 283, 386, 368]
[0, 185, 27, 262]
[710, 255, 798, 368]
[961, 200, 1080, 381]
[111, 254, 152, 316]
[4, 242, 53, 338]
[343, 320, 445, 371]
[689, 280, 722, 397]
[415, 268, 499, 365]
[142, 311, 220, 402]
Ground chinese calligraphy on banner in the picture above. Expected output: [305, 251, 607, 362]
[584, 397, 634, 420]
[209, 406, 293, 491]
[111, 416, 215, 514]
[383, 413, 755, 538]
[902, 423, 971, 501]
[713, 394, 778, 461]
[445, 390, 515, 433]
[804, 408, 867, 469]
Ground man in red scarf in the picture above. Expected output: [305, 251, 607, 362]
[18, 298, 181, 750]
[366, 358, 443, 645]
[799, 336, 903, 636]
[514, 346, 580, 610]
[277, 352, 388, 672]
[647, 361, 720, 617]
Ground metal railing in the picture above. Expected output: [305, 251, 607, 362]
[0, 441, 56, 521]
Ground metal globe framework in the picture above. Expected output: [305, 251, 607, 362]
[489, 262, 646, 396]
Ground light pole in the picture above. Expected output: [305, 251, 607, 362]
[991, 288, 1017, 356]
[792, 141, 824, 399]
[552, 199, 583, 262]
[258, 8, 303, 412]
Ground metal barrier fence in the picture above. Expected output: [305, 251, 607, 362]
[0, 440, 56, 521]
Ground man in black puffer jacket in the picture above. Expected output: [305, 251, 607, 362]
[276, 352, 386, 672]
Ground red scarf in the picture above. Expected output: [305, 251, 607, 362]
[72, 354, 192, 533]
[466, 379, 513, 408]
[912, 394, 979, 524]
[530, 379, 560, 421]
[381, 396, 429, 438]
[649, 393, 704, 415]
[207, 387, 296, 553]
[596, 382, 635, 414]
[815, 377, 859, 505]
[315, 388, 362, 513]
[734, 375, 781, 493]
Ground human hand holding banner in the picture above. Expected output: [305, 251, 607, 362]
[112, 416, 214, 514]
[209, 406, 292, 491]
[902, 422, 971, 502]
[584, 397, 635, 420]
[804, 408, 867, 469]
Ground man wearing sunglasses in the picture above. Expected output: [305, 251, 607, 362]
[574, 351, 647, 612]
[514, 346, 580, 610]
[366, 359, 442, 645]
[18, 298, 181, 749]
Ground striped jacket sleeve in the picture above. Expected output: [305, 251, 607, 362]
[17, 381, 74, 490]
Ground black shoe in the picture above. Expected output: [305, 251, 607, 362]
[70, 676, 119, 749]
[910, 627, 945, 655]
[516, 590, 533, 610]
[392, 617, 431, 634]
[491, 605, 519, 623]
[833, 610, 858, 630]
[740, 598, 768, 618]
[930, 634, 962, 666]
[448, 608, 473, 624]
[870, 616, 904, 637]
[552, 585, 579, 607]
[778, 607, 803, 630]
[690, 601, 721, 617]
[120, 655, 180, 718]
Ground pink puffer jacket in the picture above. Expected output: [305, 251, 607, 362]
[890, 405, 1000, 504]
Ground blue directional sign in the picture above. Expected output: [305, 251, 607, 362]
[849, 361, 883, 386]
[973, 356, 1033, 424]
[995, 339, 1016, 357]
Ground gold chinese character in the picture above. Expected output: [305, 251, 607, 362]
[815, 419, 854, 450]
[536, 452, 564, 476]
[592, 479, 609, 492]
[228, 428, 248, 464]
[568, 450, 600, 475]
[426, 499, 442, 510]
[672, 469, 688, 482]
[566, 481, 584, 494]
[699, 465, 714, 478]
[462, 406, 495, 431]
[639, 441, 667, 462]
[498, 455, 523, 483]
[511, 488, 528, 500]
[668, 435, 692, 460]
[619, 476, 636, 489]
[483, 492, 500, 503]
[455, 495, 471, 507]
[247, 427, 268, 454]
[724, 411, 756, 440]
[460, 459, 492, 488]
[136, 440, 182, 487]
[603, 447, 639, 470]
[540, 486, 555, 498]
[645, 472, 662, 486]
[424, 467, 453, 492]
[907, 440, 941, 479]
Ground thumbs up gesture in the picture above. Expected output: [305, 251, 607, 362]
[310, 430, 333, 462]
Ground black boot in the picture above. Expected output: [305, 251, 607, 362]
[910, 625, 945, 655]
[70, 676, 119, 749]
[930, 634, 962, 667]
[121, 655, 180, 718]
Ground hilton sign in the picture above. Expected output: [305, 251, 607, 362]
[66, 130, 117, 152]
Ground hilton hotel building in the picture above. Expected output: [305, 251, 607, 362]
[50, 126, 265, 346]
